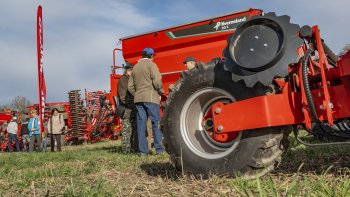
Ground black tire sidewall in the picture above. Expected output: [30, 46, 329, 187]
[163, 63, 273, 176]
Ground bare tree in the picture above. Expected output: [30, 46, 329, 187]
[339, 43, 350, 55]
[0, 105, 8, 112]
[10, 96, 32, 114]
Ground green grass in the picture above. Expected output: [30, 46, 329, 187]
[0, 136, 349, 196]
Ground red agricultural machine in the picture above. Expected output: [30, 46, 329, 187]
[65, 90, 120, 144]
[0, 112, 12, 151]
[0, 110, 28, 151]
[28, 92, 120, 145]
[106, 8, 350, 178]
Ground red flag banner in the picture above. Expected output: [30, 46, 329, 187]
[36, 5, 46, 134]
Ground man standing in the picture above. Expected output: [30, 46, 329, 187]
[117, 63, 137, 153]
[28, 109, 42, 152]
[128, 48, 165, 155]
[48, 108, 65, 152]
[20, 118, 30, 151]
[183, 56, 198, 70]
[168, 56, 199, 93]
[7, 117, 20, 152]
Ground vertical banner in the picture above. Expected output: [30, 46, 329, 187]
[37, 5, 46, 134]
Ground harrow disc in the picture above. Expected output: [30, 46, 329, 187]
[223, 12, 303, 87]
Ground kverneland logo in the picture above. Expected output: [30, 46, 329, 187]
[213, 17, 247, 31]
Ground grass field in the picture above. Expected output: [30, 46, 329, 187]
[0, 135, 349, 196]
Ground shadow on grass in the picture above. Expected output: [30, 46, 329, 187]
[140, 162, 181, 180]
[87, 145, 124, 153]
[87, 144, 147, 156]
[44, 190, 50, 197]
[274, 139, 350, 175]
[140, 142, 350, 179]
[100, 145, 122, 153]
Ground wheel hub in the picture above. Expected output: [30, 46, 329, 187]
[180, 88, 242, 159]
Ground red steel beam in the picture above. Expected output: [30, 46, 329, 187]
[339, 50, 350, 93]
[212, 84, 350, 133]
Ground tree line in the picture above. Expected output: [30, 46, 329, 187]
[340, 43, 350, 55]
[0, 96, 32, 114]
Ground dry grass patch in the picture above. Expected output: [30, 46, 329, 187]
[0, 138, 349, 196]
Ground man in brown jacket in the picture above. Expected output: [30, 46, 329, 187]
[128, 48, 164, 155]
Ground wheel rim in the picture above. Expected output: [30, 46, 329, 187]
[180, 87, 242, 159]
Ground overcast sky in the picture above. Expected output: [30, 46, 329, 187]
[0, 0, 349, 105]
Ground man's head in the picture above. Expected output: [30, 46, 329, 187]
[30, 109, 38, 117]
[51, 108, 59, 116]
[142, 48, 155, 59]
[11, 117, 17, 122]
[183, 56, 197, 70]
[124, 62, 133, 76]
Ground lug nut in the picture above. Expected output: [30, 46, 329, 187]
[215, 108, 221, 114]
[329, 103, 334, 109]
[217, 125, 224, 132]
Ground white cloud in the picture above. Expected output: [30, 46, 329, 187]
[254, 0, 350, 52]
[0, 0, 158, 104]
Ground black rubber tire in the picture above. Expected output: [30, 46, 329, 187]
[162, 61, 290, 178]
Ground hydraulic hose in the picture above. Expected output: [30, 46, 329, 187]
[301, 49, 320, 123]
[322, 40, 338, 66]
[301, 49, 350, 140]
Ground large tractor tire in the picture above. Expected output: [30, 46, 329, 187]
[162, 62, 290, 178]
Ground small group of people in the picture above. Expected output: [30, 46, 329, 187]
[117, 47, 198, 155]
[4, 108, 65, 153]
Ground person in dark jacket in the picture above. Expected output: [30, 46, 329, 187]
[20, 118, 30, 151]
[183, 56, 198, 70]
[117, 63, 137, 153]
[168, 56, 200, 93]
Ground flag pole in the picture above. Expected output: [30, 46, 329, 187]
[36, 5, 45, 134]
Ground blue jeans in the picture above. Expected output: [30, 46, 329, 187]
[7, 133, 20, 152]
[136, 102, 164, 154]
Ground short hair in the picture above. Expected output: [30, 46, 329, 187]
[51, 108, 59, 115]
[142, 52, 153, 59]
[123, 68, 132, 75]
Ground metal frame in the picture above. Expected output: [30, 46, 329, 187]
[120, 8, 262, 40]
[211, 26, 350, 134]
